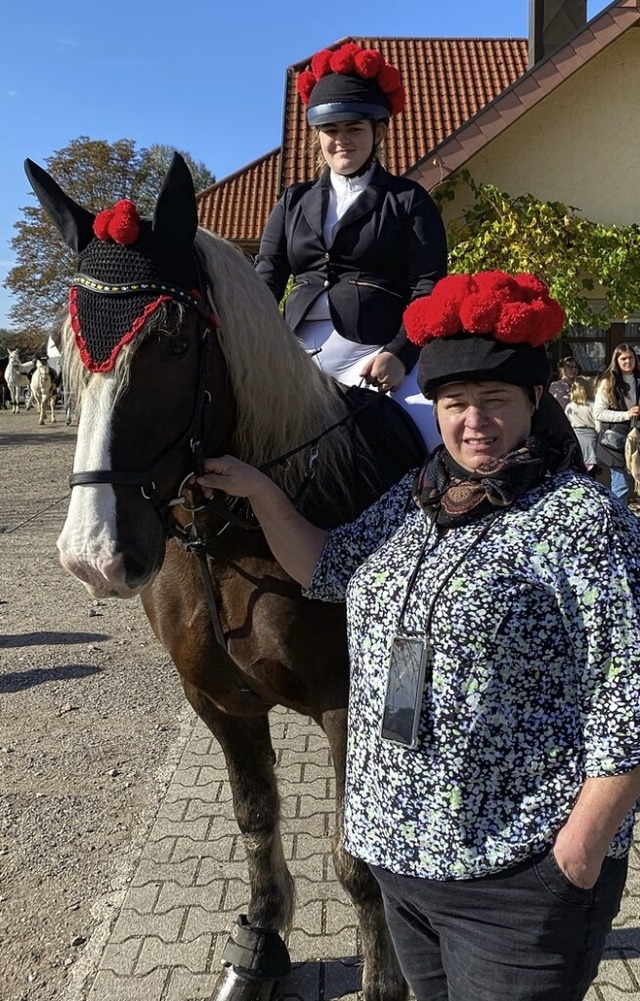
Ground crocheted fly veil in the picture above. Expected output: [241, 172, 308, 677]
[24, 154, 205, 372]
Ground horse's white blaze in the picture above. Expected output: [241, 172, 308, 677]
[57, 374, 130, 596]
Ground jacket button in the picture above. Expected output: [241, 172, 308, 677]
[324, 253, 330, 259]
[323, 280, 330, 287]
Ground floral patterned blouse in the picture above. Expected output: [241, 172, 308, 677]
[306, 470, 640, 880]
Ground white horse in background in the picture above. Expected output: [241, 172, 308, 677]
[30, 359, 57, 425]
[5, 349, 32, 412]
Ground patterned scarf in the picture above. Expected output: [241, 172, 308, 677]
[412, 431, 577, 527]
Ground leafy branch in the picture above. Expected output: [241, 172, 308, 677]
[433, 170, 640, 329]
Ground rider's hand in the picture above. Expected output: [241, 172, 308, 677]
[627, 405, 640, 419]
[196, 456, 275, 501]
[359, 352, 406, 393]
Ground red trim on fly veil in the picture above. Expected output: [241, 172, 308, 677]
[68, 287, 173, 373]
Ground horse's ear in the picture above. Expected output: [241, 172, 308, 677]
[24, 159, 95, 253]
[152, 152, 198, 253]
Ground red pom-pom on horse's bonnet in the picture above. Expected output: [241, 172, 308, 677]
[92, 199, 141, 246]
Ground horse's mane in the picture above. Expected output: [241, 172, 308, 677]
[61, 227, 357, 505]
[195, 230, 353, 474]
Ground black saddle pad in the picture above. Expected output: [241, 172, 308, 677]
[339, 385, 426, 515]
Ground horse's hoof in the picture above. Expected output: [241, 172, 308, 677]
[210, 965, 279, 1001]
[209, 915, 291, 1001]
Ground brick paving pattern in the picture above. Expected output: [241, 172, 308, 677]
[86, 707, 640, 1001]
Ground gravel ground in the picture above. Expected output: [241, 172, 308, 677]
[0, 409, 190, 1001]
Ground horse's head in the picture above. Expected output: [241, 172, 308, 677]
[25, 154, 229, 598]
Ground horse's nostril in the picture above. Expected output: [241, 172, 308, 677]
[122, 546, 163, 588]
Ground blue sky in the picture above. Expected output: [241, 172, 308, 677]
[1, 0, 606, 328]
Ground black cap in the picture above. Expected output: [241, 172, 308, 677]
[307, 72, 391, 126]
[417, 332, 551, 398]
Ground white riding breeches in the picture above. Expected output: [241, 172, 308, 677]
[298, 320, 440, 454]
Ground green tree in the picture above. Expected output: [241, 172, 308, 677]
[138, 143, 216, 209]
[434, 170, 640, 328]
[5, 137, 215, 331]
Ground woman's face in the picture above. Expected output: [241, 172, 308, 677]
[562, 360, 579, 381]
[617, 351, 637, 374]
[317, 120, 382, 175]
[435, 381, 541, 473]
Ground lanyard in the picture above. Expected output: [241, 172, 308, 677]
[396, 511, 500, 637]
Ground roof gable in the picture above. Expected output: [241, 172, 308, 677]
[408, 0, 640, 190]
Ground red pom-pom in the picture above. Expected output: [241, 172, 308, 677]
[310, 49, 333, 78]
[378, 64, 401, 93]
[404, 294, 462, 345]
[108, 200, 140, 246]
[494, 301, 538, 343]
[388, 85, 406, 116]
[514, 273, 549, 301]
[473, 271, 520, 299]
[403, 272, 565, 348]
[93, 209, 113, 241]
[430, 274, 477, 303]
[459, 292, 502, 333]
[297, 69, 316, 103]
[354, 48, 384, 78]
[535, 298, 566, 342]
[330, 42, 361, 74]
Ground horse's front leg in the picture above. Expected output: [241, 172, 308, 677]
[322, 707, 408, 1001]
[49, 396, 56, 423]
[38, 400, 45, 425]
[183, 682, 294, 994]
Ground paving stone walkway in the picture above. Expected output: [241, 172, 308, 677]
[84, 707, 640, 1001]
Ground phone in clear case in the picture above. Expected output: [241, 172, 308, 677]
[380, 634, 429, 749]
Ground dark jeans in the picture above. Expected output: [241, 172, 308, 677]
[370, 849, 628, 1001]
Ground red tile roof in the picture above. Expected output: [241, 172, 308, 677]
[197, 36, 528, 248]
[197, 148, 281, 248]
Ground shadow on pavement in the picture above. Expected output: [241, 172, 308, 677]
[0, 663, 102, 692]
[277, 957, 362, 999]
[0, 630, 109, 649]
[605, 926, 640, 956]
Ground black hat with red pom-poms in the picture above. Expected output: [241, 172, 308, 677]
[403, 271, 565, 396]
[297, 42, 406, 126]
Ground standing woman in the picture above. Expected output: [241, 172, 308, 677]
[594, 343, 640, 503]
[255, 42, 447, 451]
[549, 355, 579, 410]
[565, 375, 597, 474]
[198, 272, 640, 1001]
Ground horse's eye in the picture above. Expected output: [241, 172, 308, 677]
[167, 338, 189, 357]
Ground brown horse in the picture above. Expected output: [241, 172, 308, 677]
[26, 154, 426, 1000]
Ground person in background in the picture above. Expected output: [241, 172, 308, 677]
[594, 343, 640, 504]
[197, 272, 640, 1001]
[549, 355, 580, 410]
[255, 42, 447, 451]
[565, 374, 597, 474]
